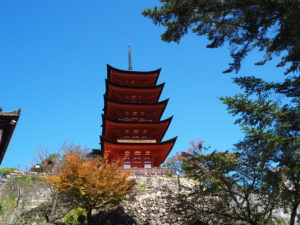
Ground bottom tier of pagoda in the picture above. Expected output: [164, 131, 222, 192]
[101, 137, 177, 168]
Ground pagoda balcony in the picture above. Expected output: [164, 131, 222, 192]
[118, 117, 153, 122]
[117, 139, 157, 143]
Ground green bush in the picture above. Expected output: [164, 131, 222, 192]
[135, 183, 147, 191]
[63, 208, 87, 225]
[0, 202, 3, 215]
[0, 168, 20, 178]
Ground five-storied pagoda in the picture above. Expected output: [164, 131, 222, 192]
[100, 52, 177, 168]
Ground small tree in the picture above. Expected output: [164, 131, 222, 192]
[44, 149, 134, 224]
[32, 147, 62, 173]
[164, 140, 204, 176]
[163, 153, 184, 176]
[180, 141, 281, 225]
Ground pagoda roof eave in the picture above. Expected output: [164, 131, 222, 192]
[102, 96, 169, 123]
[102, 114, 173, 125]
[100, 136, 177, 166]
[101, 115, 173, 142]
[105, 81, 165, 104]
[103, 95, 169, 106]
[101, 136, 177, 146]
[105, 79, 165, 90]
[107, 64, 161, 75]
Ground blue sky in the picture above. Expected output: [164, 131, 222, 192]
[0, 1, 285, 169]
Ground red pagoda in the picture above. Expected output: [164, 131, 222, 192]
[100, 65, 177, 168]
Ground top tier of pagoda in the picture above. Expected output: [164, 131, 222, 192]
[100, 65, 177, 168]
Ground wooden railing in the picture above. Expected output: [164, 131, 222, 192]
[130, 168, 175, 176]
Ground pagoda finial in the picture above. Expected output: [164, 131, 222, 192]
[128, 44, 132, 71]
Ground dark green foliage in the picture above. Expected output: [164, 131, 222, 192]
[220, 77, 300, 225]
[144, 2, 300, 224]
[180, 143, 280, 225]
[0, 202, 3, 216]
[143, 0, 300, 74]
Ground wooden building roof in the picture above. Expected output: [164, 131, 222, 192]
[102, 116, 173, 143]
[107, 64, 161, 87]
[105, 80, 164, 104]
[103, 97, 168, 122]
[0, 109, 20, 164]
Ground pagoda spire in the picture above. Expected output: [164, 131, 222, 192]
[128, 44, 132, 71]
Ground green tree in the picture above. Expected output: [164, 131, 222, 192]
[144, 1, 300, 224]
[180, 142, 281, 225]
[143, 0, 300, 74]
[220, 79, 300, 225]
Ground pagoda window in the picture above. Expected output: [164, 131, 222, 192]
[140, 112, 145, 116]
[125, 111, 129, 116]
[134, 151, 141, 155]
[145, 151, 151, 155]
[133, 129, 139, 134]
[130, 80, 135, 85]
[132, 111, 138, 116]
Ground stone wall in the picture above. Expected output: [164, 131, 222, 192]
[121, 176, 194, 225]
[0, 172, 52, 224]
[0, 173, 296, 225]
[0, 173, 193, 225]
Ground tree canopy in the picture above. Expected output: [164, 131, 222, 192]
[220, 77, 300, 225]
[143, 0, 300, 74]
[44, 149, 134, 224]
[144, 1, 300, 224]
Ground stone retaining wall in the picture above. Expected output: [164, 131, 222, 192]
[121, 176, 194, 225]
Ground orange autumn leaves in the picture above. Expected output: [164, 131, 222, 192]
[44, 150, 134, 212]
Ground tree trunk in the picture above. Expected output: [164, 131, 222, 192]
[49, 193, 58, 222]
[290, 202, 299, 225]
[86, 208, 93, 225]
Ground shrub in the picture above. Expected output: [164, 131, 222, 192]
[0, 168, 20, 178]
[0, 202, 3, 215]
[63, 208, 87, 225]
[135, 183, 147, 191]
